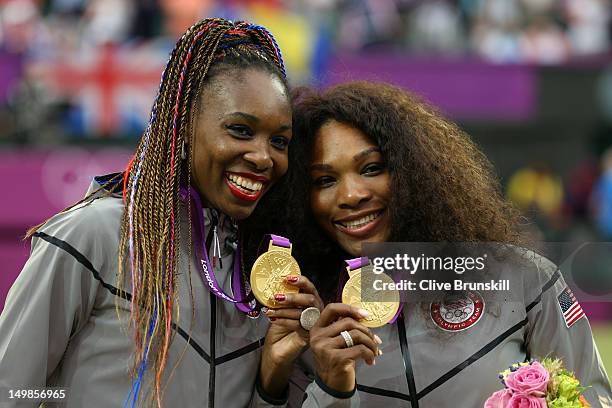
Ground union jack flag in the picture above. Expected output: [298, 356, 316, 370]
[28, 43, 164, 137]
[557, 287, 585, 328]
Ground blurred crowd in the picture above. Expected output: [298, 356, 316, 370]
[0, 0, 610, 63]
[0, 0, 610, 141]
[507, 149, 612, 242]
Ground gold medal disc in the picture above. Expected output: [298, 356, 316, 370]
[342, 270, 400, 328]
[251, 249, 301, 308]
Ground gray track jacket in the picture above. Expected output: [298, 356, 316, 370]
[294, 251, 612, 407]
[0, 176, 286, 408]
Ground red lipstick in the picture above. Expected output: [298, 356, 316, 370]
[224, 173, 264, 202]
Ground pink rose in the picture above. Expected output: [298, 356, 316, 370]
[484, 389, 513, 408]
[505, 362, 549, 397]
[504, 393, 547, 408]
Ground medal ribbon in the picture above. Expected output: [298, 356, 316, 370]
[271, 235, 291, 247]
[342, 256, 404, 324]
[257, 234, 291, 253]
[184, 186, 256, 313]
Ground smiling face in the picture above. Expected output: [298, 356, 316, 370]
[191, 68, 291, 220]
[310, 120, 392, 256]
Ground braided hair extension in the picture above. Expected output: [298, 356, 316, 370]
[117, 18, 288, 407]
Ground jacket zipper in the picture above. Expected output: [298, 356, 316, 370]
[208, 294, 217, 408]
[397, 314, 419, 408]
[206, 210, 219, 408]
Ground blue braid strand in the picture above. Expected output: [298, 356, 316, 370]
[245, 24, 286, 76]
[124, 312, 158, 408]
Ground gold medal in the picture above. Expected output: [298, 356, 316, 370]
[341, 264, 400, 328]
[250, 239, 301, 308]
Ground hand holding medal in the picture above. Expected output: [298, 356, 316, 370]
[250, 235, 302, 308]
[251, 234, 324, 330]
[256, 236, 325, 397]
[309, 303, 384, 393]
[341, 257, 401, 328]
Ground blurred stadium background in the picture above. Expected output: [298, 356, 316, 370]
[1, 0, 611, 371]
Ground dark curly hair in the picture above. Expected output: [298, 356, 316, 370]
[262, 81, 527, 301]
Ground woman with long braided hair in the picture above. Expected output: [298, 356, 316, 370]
[0, 18, 322, 407]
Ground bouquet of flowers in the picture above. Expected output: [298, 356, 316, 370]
[484, 358, 590, 408]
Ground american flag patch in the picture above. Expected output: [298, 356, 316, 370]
[557, 287, 585, 328]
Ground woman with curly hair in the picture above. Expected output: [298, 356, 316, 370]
[263, 82, 612, 407]
[0, 18, 323, 407]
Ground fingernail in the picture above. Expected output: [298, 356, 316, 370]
[374, 334, 382, 344]
[373, 359, 377, 365]
[286, 275, 299, 283]
[265, 309, 274, 316]
[357, 308, 369, 317]
[377, 349, 383, 356]
[274, 293, 286, 302]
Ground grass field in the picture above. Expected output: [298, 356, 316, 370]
[592, 323, 612, 373]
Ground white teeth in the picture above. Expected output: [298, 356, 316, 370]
[340, 212, 380, 229]
[227, 174, 264, 193]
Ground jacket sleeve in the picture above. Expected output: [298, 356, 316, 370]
[0, 209, 102, 406]
[247, 376, 289, 408]
[525, 255, 612, 407]
[299, 376, 360, 408]
[284, 357, 360, 408]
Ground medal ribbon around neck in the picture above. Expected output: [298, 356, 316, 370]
[342, 256, 404, 324]
[183, 186, 256, 313]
